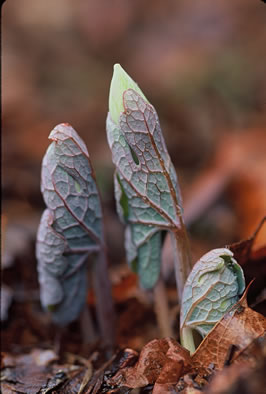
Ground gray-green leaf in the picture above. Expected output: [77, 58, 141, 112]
[36, 123, 103, 325]
[107, 89, 182, 289]
[180, 248, 245, 337]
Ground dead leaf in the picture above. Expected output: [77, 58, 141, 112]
[180, 389, 202, 394]
[229, 219, 266, 307]
[229, 216, 266, 266]
[183, 373, 207, 393]
[112, 272, 138, 303]
[204, 336, 266, 394]
[192, 285, 266, 372]
[108, 338, 191, 390]
[80, 353, 117, 394]
[31, 349, 58, 367]
[0, 349, 85, 394]
[152, 359, 184, 393]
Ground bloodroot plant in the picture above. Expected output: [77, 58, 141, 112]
[106, 64, 192, 336]
[36, 123, 114, 347]
[106, 65, 246, 350]
[180, 248, 245, 353]
[36, 68, 247, 355]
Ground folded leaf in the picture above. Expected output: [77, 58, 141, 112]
[180, 248, 245, 338]
[107, 87, 183, 289]
[36, 123, 103, 325]
[41, 124, 103, 251]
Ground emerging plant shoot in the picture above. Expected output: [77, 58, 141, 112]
[180, 248, 245, 353]
[106, 64, 192, 309]
[36, 123, 114, 345]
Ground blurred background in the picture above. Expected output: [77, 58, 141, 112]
[3, 0, 266, 255]
[2, 0, 266, 349]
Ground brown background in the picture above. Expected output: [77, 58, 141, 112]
[2, 0, 266, 264]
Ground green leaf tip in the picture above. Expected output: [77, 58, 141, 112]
[108, 63, 147, 124]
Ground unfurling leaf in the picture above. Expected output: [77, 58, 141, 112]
[180, 248, 245, 339]
[107, 70, 185, 289]
[36, 123, 103, 326]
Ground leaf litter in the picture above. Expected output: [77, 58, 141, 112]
[1, 159, 266, 393]
[3, 287, 264, 393]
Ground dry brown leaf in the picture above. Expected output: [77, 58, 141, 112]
[204, 336, 266, 394]
[192, 285, 266, 372]
[180, 389, 202, 394]
[0, 349, 86, 394]
[108, 338, 191, 390]
[152, 359, 184, 393]
[229, 218, 266, 307]
[229, 216, 266, 266]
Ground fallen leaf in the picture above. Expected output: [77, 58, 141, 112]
[180, 372, 208, 393]
[192, 285, 266, 372]
[229, 216, 266, 266]
[204, 336, 266, 394]
[229, 218, 266, 307]
[31, 349, 58, 367]
[80, 353, 117, 394]
[0, 349, 85, 394]
[180, 389, 202, 394]
[108, 338, 191, 389]
[152, 359, 185, 393]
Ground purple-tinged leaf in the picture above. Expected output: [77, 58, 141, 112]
[36, 123, 103, 326]
[107, 89, 187, 290]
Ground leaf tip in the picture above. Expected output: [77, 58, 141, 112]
[48, 123, 71, 142]
[108, 63, 147, 124]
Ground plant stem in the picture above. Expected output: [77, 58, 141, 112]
[80, 305, 97, 344]
[54, 326, 65, 356]
[92, 250, 115, 348]
[171, 218, 192, 303]
[180, 326, 195, 354]
[171, 217, 196, 352]
[153, 273, 174, 338]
